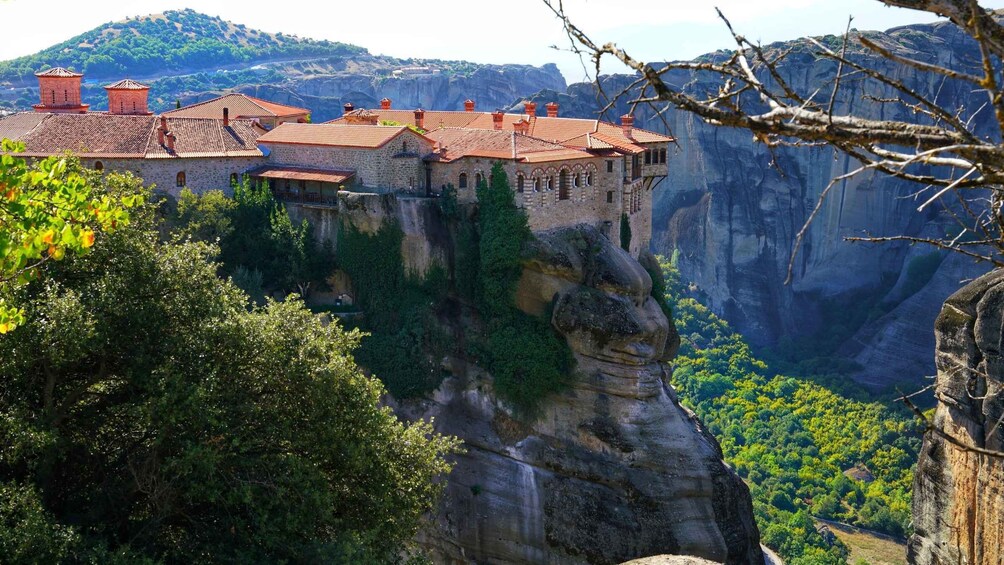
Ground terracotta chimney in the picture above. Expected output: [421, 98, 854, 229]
[464, 99, 475, 112]
[380, 97, 392, 110]
[513, 119, 530, 135]
[524, 101, 537, 116]
[414, 108, 425, 130]
[157, 127, 165, 145]
[160, 115, 168, 131]
[621, 114, 634, 138]
[166, 132, 176, 153]
[492, 110, 504, 130]
[158, 115, 167, 145]
[546, 101, 559, 118]
[223, 107, 229, 127]
[343, 102, 355, 115]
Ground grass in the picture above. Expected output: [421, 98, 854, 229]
[815, 519, 907, 565]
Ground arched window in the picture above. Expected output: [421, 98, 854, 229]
[533, 177, 541, 192]
[572, 173, 580, 188]
[475, 172, 484, 187]
[546, 176, 554, 191]
[402, 141, 408, 153]
[176, 171, 186, 187]
[459, 173, 468, 189]
[230, 173, 239, 186]
[558, 170, 570, 200]
[585, 172, 593, 186]
[517, 174, 525, 193]
[93, 161, 103, 172]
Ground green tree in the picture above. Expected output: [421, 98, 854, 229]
[0, 140, 136, 333]
[0, 196, 459, 562]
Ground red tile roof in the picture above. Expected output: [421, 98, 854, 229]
[0, 112, 265, 159]
[164, 93, 309, 120]
[104, 79, 150, 90]
[248, 165, 355, 184]
[588, 131, 646, 154]
[35, 67, 82, 77]
[327, 108, 674, 151]
[146, 117, 263, 158]
[425, 128, 594, 163]
[258, 123, 423, 149]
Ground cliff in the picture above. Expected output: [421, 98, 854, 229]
[288, 196, 764, 564]
[908, 268, 1004, 565]
[539, 19, 995, 389]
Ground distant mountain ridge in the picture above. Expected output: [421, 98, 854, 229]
[0, 9, 363, 85]
[0, 9, 566, 120]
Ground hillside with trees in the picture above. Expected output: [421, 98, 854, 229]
[0, 9, 363, 86]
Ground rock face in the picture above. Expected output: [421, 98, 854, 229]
[403, 225, 763, 565]
[908, 268, 1004, 565]
[543, 19, 994, 389]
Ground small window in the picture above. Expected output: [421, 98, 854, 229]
[572, 173, 579, 188]
[64, 89, 68, 102]
[51, 90, 55, 104]
[402, 141, 408, 153]
[585, 172, 593, 186]
[133, 101, 137, 112]
[606, 191, 613, 203]
[606, 160, 614, 173]
[120, 101, 125, 113]
[533, 177, 541, 192]
[645, 150, 652, 165]
[94, 161, 103, 171]
[660, 148, 667, 163]
[230, 173, 239, 186]
[517, 174, 525, 193]
[176, 171, 186, 187]
[475, 172, 484, 187]
[459, 173, 468, 189]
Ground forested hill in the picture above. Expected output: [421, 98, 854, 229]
[0, 9, 364, 85]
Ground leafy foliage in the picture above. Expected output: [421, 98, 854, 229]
[0, 141, 136, 333]
[472, 163, 573, 411]
[169, 182, 334, 298]
[0, 9, 364, 85]
[0, 196, 459, 562]
[658, 255, 920, 564]
[336, 221, 450, 398]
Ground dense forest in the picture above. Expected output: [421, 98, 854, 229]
[0, 9, 363, 85]
[659, 254, 921, 564]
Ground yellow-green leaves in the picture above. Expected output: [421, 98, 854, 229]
[0, 139, 139, 333]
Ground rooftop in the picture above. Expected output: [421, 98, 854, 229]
[327, 108, 673, 150]
[105, 79, 150, 90]
[164, 93, 310, 120]
[259, 123, 424, 149]
[0, 112, 264, 159]
[35, 67, 82, 78]
[425, 128, 593, 163]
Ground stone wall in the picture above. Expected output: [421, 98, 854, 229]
[430, 155, 631, 248]
[84, 156, 266, 196]
[263, 129, 433, 192]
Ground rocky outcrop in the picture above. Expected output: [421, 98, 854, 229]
[908, 268, 1004, 565]
[542, 19, 995, 389]
[403, 225, 763, 565]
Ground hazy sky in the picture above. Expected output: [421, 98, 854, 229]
[3, 0, 1004, 82]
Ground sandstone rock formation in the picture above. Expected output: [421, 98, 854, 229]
[908, 268, 1004, 565]
[401, 225, 763, 565]
[542, 20, 994, 389]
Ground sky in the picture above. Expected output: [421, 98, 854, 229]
[3, 0, 1004, 83]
